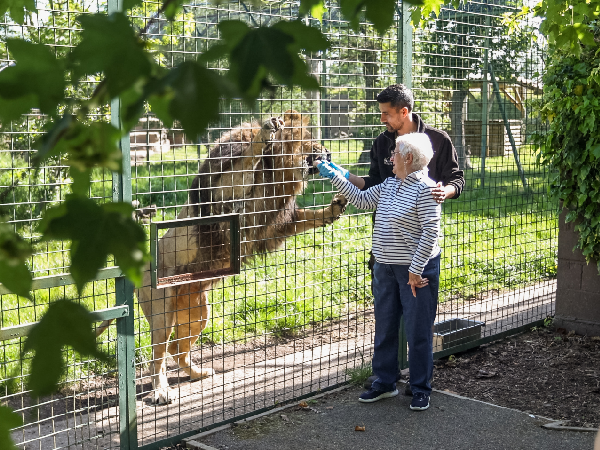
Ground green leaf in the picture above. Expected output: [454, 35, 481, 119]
[565, 210, 578, 223]
[299, 0, 325, 19]
[23, 300, 108, 397]
[166, 61, 221, 138]
[0, 219, 32, 299]
[148, 92, 174, 128]
[35, 119, 122, 172]
[70, 13, 153, 98]
[363, 0, 396, 34]
[0, 39, 65, 122]
[38, 196, 149, 292]
[0, 406, 22, 450]
[311, 2, 326, 21]
[163, 0, 184, 21]
[122, 0, 144, 11]
[0, 0, 36, 24]
[273, 20, 331, 52]
[214, 20, 329, 100]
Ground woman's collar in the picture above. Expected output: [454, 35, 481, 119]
[406, 168, 427, 181]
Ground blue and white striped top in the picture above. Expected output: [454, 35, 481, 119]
[331, 169, 441, 275]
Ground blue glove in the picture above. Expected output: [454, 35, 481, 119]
[317, 160, 338, 179]
[328, 161, 350, 179]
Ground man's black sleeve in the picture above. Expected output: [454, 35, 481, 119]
[361, 142, 383, 190]
[436, 137, 465, 199]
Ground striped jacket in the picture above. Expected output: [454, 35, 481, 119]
[331, 169, 441, 275]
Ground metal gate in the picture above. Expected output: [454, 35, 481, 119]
[0, 0, 554, 448]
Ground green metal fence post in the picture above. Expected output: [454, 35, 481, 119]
[397, 0, 412, 371]
[479, 15, 490, 188]
[488, 63, 530, 193]
[397, 0, 412, 89]
[109, 0, 138, 448]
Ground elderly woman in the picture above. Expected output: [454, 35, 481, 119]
[318, 132, 441, 411]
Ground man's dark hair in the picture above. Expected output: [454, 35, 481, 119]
[376, 84, 414, 111]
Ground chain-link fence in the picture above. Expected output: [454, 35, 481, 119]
[0, 0, 554, 448]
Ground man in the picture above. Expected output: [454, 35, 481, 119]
[326, 84, 465, 394]
[342, 84, 464, 200]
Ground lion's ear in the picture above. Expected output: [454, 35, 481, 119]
[284, 110, 302, 127]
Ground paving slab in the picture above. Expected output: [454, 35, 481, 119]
[188, 385, 596, 450]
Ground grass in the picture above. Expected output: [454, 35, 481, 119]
[345, 353, 374, 386]
[0, 140, 557, 389]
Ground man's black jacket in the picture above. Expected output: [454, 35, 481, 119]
[361, 113, 465, 198]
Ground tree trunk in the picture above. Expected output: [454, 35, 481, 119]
[450, 86, 472, 170]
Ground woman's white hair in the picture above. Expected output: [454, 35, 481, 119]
[395, 133, 434, 171]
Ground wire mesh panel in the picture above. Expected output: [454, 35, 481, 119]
[411, 0, 555, 354]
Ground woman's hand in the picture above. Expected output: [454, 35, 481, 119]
[328, 161, 349, 179]
[408, 272, 429, 297]
[316, 160, 339, 179]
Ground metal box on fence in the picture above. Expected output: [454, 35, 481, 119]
[432, 318, 485, 352]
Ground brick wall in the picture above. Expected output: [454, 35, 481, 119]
[555, 209, 600, 336]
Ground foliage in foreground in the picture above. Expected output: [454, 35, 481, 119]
[535, 33, 600, 271]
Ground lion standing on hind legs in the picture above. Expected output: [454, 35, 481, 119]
[110, 110, 347, 405]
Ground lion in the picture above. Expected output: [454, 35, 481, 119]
[98, 110, 347, 404]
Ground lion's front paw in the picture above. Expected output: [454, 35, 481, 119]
[324, 194, 347, 224]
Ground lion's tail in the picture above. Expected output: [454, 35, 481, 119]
[95, 319, 114, 337]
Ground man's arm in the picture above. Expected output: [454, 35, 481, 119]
[346, 141, 380, 190]
[432, 183, 456, 203]
[431, 135, 464, 203]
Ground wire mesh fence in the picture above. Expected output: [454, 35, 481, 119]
[0, 0, 555, 448]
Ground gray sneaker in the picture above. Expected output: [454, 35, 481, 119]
[358, 388, 399, 403]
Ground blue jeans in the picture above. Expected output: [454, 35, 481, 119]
[370, 254, 440, 396]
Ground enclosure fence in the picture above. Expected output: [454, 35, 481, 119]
[0, 0, 555, 448]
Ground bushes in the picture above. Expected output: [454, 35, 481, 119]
[536, 38, 600, 271]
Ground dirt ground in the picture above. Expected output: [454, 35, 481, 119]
[433, 325, 600, 428]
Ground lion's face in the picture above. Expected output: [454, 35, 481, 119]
[270, 110, 330, 176]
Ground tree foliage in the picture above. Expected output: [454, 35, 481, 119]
[519, 0, 600, 269]
[535, 36, 600, 271]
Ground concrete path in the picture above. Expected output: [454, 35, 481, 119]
[186, 385, 597, 450]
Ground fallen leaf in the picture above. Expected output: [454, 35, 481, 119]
[325, 406, 333, 410]
[355, 425, 365, 432]
[299, 401, 308, 408]
[591, 336, 600, 342]
[280, 414, 289, 422]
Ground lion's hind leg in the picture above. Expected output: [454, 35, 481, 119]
[146, 299, 177, 405]
[168, 281, 215, 381]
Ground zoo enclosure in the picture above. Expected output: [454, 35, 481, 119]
[0, 0, 555, 449]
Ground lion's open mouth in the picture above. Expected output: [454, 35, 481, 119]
[306, 147, 331, 175]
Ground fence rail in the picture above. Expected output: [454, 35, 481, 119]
[1, 0, 555, 448]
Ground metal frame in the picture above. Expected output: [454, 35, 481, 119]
[149, 214, 241, 289]
[0, 305, 129, 341]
